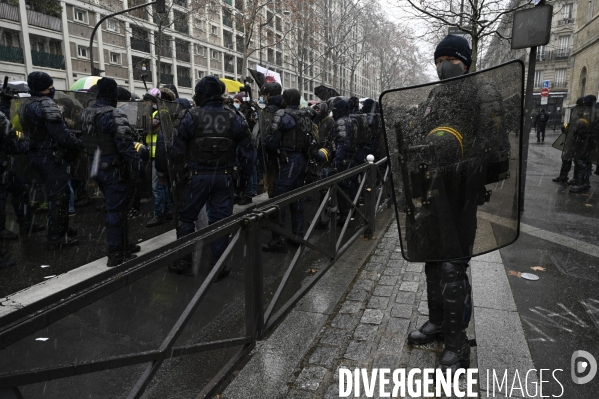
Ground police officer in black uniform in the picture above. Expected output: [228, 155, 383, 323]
[535, 108, 548, 142]
[170, 76, 251, 277]
[81, 77, 148, 266]
[261, 89, 312, 252]
[20, 72, 83, 250]
[257, 82, 283, 198]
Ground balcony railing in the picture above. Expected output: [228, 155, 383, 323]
[133, 68, 153, 82]
[553, 49, 571, 59]
[536, 53, 547, 61]
[178, 76, 191, 87]
[557, 18, 574, 25]
[0, 45, 24, 64]
[0, 3, 20, 21]
[27, 9, 62, 31]
[157, 46, 172, 58]
[131, 38, 150, 53]
[31, 50, 64, 69]
[160, 73, 174, 84]
[176, 50, 190, 63]
[552, 81, 568, 88]
[174, 22, 189, 34]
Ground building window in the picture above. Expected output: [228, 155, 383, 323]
[109, 52, 121, 64]
[554, 68, 567, 87]
[211, 25, 219, 36]
[195, 19, 204, 31]
[74, 8, 88, 24]
[198, 70, 205, 79]
[107, 19, 119, 32]
[211, 50, 220, 60]
[562, 3, 573, 19]
[534, 70, 543, 88]
[194, 44, 206, 56]
[77, 45, 89, 59]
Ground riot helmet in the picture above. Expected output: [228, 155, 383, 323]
[262, 81, 282, 97]
[282, 88, 301, 107]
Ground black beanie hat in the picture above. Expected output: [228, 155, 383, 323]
[27, 71, 53, 93]
[584, 95, 597, 106]
[434, 35, 472, 68]
[194, 76, 224, 97]
[333, 99, 349, 115]
[348, 96, 359, 111]
[97, 77, 118, 102]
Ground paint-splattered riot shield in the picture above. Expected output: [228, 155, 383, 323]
[380, 60, 524, 262]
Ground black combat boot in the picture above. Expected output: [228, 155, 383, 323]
[237, 195, 253, 206]
[438, 261, 471, 373]
[261, 235, 287, 253]
[409, 262, 444, 344]
[107, 250, 137, 267]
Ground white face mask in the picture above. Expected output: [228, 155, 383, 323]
[234, 103, 241, 109]
[259, 97, 264, 104]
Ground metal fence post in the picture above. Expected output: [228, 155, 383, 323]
[243, 215, 265, 340]
[364, 155, 377, 239]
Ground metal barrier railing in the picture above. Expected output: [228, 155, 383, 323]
[0, 158, 392, 399]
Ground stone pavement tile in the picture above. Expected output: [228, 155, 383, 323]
[354, 324, 378, 341]
[417, 301, 429, 315]
[320, 328, 350, 346]
[281, 389, 312, 399]
[402, 272, 421, 282]
[360, 270, 380, 281]
[323, 384, 340, 399]
[405, 263, 424, 273]
[386, 318, 411, 335]
[346, 289, 368, 302]
[296, 366, 328, 391]
[375, 248, 391, 256]
[373, 285, 394, 297]
[361, 309, 384, 325]
[339, 301, 363, 314]
[395, 291, 416, 304]
[364, 262, 384, 272]
[354, 279, 375, 292]
[390, 252, 403, 260]
[309, 346, 339, 367]
[367, 296, 390, 310]
[369, 255, 388, 263]
[382, 266, 402, 276]
[408, 349, 437, 369]
[344, 341, 372, 361]
[472, 250, 502, 264]
[399, 282, 419, 292]
[391, 304, 413, 319]
[331, 314, 359, 330]
[378, 275, 399, 286]
[372, 354, 402, 370]
[386, 259, 404, 268]
[377, 334, 405, 354]
[380, 237, 399, 244]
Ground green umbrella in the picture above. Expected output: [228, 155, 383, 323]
[70, 76, 101, 91]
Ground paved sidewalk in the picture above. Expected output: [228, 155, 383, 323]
[222, 219, 536, 399]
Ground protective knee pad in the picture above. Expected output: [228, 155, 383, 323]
[439, 261, 469, 350]
[424, 262, 444, 324]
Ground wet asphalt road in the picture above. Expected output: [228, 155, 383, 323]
[499, 128, 599, 398]
[0, 190, 378, 398]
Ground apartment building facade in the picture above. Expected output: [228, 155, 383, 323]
[568, 0, 599, 106]
[0, 0, 380, 100]
[482, 0, 579, 119]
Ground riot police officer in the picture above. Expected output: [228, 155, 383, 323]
[348, 96, 370, 167]
[331, 100, 358, 226]
[81, 77, 148, 266]
[257, 82, 283, 198]
[261, 89, 312, 252]
[20, 72, 83, 250]
[406, 35, 507, 373]
[170, 76, 251, 277]
[361, 99, 382, 161]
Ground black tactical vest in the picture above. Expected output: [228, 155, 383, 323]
[19, 97, 49, 142]
[80, 106, 120, 157]
[187, 107, 236, 167]
[350, 113, 370, 145]
[281, 109, 312, 152]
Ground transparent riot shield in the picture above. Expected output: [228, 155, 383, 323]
[380, 60, 524, 262]
[117, 100, 155, 200]
[154, 98, 181, 207]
